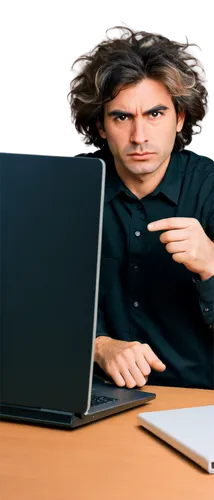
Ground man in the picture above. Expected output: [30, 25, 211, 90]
[68, 27, 214, 389]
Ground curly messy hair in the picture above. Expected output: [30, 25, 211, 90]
[68, 26, 208, 152]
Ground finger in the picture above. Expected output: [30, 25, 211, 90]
[147, 217, 192, 232]
[107, 360, 138, 388]
[165, 241, 188, 254]
[108, 365, 126, 387]
[172, 252, 188, 264]
[150, 359, 166, 372]
[122, 367, 148, 388]
[127, 361, 149, 387]
[159, 229, 189, 244]
[142, 344, 166, 372]
[135, 353, 152, 378]
[114, 355, 147, 388]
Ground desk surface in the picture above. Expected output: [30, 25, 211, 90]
[0, 385, 214, 500]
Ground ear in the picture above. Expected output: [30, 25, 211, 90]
[96, 119, 106, 139]
[176, 111, 185, 133]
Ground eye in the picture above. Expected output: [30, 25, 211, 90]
[113, 111, 164, 121]
[115, 115, 129, 122]
[149, 111, 163, 118]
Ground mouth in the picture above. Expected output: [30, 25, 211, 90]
[128, 152, 155, 159]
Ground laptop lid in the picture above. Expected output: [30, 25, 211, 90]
[138, 405, 214, 473]
[0, 152, 105, 415]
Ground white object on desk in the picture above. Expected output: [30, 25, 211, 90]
[138, 405, 214, 473]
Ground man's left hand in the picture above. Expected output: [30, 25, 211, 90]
[147, 217, 214, 281]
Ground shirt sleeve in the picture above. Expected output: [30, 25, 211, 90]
[193, 205, 214, 330]
[96, 302, 111, 338]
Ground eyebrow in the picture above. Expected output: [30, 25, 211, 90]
[107, 105, 169, 118]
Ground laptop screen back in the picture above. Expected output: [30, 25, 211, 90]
[0, 153, 105, 413]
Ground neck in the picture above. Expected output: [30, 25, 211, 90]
[115, 156, 171, 199]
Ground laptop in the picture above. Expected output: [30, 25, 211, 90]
[138, 405, 214, 473]
[0, 152, 155, 428]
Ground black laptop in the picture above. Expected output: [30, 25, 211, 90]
[0, 152, 155, 428]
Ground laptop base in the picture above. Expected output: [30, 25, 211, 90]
[1, 378, 156, 429]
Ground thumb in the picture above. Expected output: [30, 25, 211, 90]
[150, 358, 166, 372]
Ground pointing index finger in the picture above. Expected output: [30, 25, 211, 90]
[147, 217, 191, 231]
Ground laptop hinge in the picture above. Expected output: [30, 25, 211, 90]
[75, 410, 89, 419]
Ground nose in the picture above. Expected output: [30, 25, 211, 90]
[130, 118, 148, 145]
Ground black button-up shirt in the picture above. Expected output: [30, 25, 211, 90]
[77, 146, 214, 389]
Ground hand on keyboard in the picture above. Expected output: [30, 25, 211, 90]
[94, 337, 166, 389]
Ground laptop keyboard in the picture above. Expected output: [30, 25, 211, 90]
[90, 394, 118, 408]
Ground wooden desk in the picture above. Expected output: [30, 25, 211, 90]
[0, 385, 213, 500]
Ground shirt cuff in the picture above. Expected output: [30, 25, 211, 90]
[96, 307, 111, 338]
[193, 274, 214, 329]
[193, 274, 214, 305]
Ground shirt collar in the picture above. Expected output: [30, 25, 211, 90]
[149, 151, 184, 205]
[99, 146, 184, 205]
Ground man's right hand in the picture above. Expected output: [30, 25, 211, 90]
[94, 336, 166, 388]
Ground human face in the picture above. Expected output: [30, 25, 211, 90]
[98, 78, 184, 179]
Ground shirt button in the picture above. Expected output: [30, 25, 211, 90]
[133, 301, 140, 308]
[134, 265, 139, 270]
[135, 231, 141, 237]
[204, 307, 209, 312]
